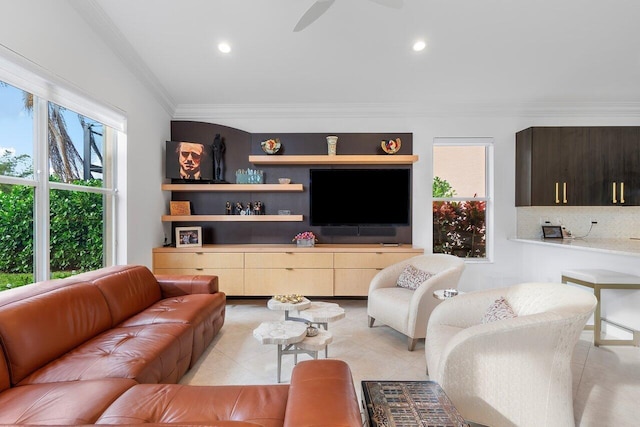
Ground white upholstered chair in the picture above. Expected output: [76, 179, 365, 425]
[425, 282, 597, 427]
[367, 254, 465, 351]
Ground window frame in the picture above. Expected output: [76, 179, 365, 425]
[432, 137, 494, 263]
[0, 49, 123, 282]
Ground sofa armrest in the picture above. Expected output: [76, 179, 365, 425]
[155, 275, 219, 297]
[284, 360, 362, 427]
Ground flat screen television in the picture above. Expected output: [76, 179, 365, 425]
[309, 168, 411, 227]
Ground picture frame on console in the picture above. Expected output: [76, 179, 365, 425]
[176, 226, 202, 247]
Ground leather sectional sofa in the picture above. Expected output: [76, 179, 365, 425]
[0, 265, 362, 426]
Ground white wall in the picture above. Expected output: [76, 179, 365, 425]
[0, 0, 171, 267]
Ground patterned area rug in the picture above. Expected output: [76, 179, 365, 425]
[362, 381, 469, 427]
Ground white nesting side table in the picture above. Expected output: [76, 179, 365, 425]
[269, 298, 345, 357]
[561, 269, 640, 347]
[253, 320, 307, 383]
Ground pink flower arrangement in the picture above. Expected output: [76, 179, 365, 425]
[292, 231, 317, 242]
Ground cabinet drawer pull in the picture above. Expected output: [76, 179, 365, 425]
[621, 182, 625, 204]
[195, 268, 204, 271]
[612, 182, 617, 204]
[195, 252, 204, 255]
[562, 182, 567, 204]
[286, 268, 293, 271]
[555, 182, 560, 204]
[285, 252, 294, 254]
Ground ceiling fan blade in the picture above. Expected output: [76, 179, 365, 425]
[293, 0, 336, 32]
[368, 0, 403, 9]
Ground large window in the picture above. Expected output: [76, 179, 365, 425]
[0, 77, 118, 291]
[433, 138, 492, 260]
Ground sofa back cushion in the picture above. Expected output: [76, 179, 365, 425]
[89, 265, 162, 326]
[0, 283, 112, 385]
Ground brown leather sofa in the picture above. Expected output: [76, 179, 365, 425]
[0, 265, 362, 426]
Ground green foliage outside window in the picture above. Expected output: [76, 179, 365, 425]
[432, 177, 486, 258]
[433, 176, 456, 198]
[0, 178, 104, 290]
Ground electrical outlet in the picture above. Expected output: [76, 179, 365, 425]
[590, 218, 598, 224]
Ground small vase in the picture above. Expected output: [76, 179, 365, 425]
[326, 136, 338, 155]
[296, 239, 315, 247]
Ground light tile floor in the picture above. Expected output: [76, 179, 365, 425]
[180, 299, 640, 427]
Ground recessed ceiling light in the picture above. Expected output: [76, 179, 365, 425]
[412, 40, 426, 52]
[218, 42, 231, 54]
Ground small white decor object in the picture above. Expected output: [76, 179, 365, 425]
[326, 135, 338, 155]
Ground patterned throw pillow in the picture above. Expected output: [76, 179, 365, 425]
[482, 296, 517, 324]
[396, 265, 434, 290]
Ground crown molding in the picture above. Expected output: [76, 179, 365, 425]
[69, 0, 176, 116]
[173, 101, 640, 121]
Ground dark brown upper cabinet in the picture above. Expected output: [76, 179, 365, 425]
[516, 126, 640, 206]
[588, 127, 640, 206]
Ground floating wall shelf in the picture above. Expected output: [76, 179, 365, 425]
[162, 183, 304, 192]
[162, 214, 304, 222]
[248, 155, 419, 165]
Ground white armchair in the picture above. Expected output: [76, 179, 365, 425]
[367, 254, 465, 351]
[425, 282, 597, 427]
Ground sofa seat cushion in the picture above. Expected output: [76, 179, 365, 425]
[120, 293, 226, 367]
[18, 323, 193, 386]
[0, 378, 136, 425]
[96, 383, 289, 427]
[119, 294, 222, 327]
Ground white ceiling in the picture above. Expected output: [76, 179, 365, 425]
[81, 0, 640, 113]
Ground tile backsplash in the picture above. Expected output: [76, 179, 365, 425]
[517, 206, 640, 239]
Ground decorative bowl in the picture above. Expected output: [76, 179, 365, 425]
[443, 289, 459, 297]
[381, 138, 401, 154]
[261, 138, 281, 154]
[273, 294, 305, 303]
[306, 325, 319, 337]
[278, 178, 291, 184]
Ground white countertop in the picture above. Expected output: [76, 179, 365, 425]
[510, 237, 640, 257]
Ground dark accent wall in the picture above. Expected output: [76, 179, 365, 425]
[169, 121, 414, 245]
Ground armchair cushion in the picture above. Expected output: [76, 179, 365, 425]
[481, 296, 517, 324]
[396, 265, 434, 290]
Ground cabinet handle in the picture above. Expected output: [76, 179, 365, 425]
[285, 252, 294, 255]
[195, 268, 204, 271]
[612, 182, 617, 204]
[286, 268, 293, 271]
[195, 252, 204, 255]
[555, 182, 560, 204]
[621, 182, 625, 204]
[563, 182, 567, 204]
